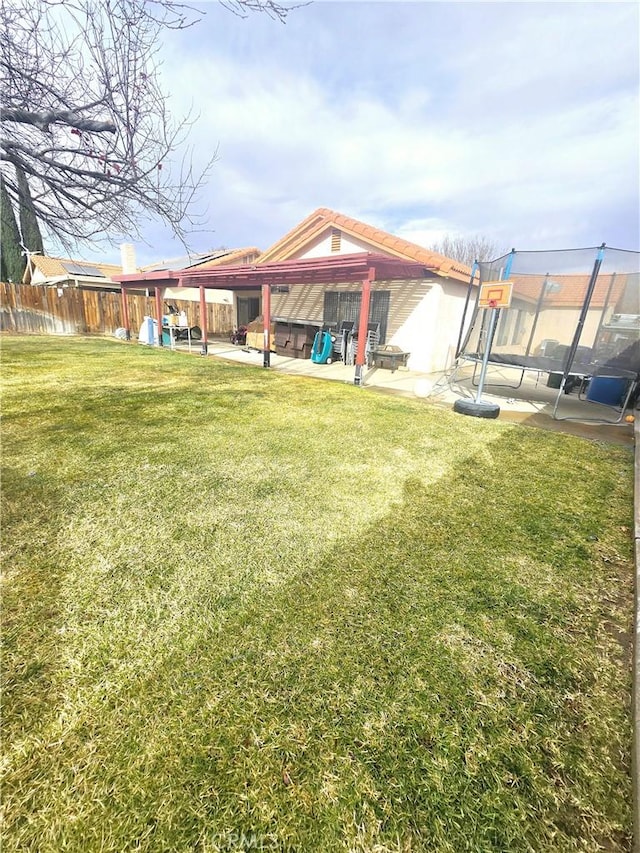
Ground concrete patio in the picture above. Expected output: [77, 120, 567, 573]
[191, 338, 636, 444]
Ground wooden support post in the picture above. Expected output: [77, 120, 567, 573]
[120, 287, 131, 340]
[262, 283, 271, 368]
[155, 286, 165, 346]
[199, 285, 208, 355]
[354, 268, 375, 385]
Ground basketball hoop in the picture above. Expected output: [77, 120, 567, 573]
[479, 281, 514, 309]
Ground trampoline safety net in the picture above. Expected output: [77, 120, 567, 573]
[457, 246, 640, 381]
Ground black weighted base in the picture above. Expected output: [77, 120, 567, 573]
[453, 398, 500, 419]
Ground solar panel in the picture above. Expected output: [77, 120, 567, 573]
[62, 262, 106, 277]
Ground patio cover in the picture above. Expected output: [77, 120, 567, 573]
[115, 252, 436, 383]
[114, 252, 434, 290]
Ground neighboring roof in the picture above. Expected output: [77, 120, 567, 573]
[115, 252, 436, 291]
[142, 247, 260, 272]
[24, 254, 123, 285]
[512, 273, 632, 310]
[257, 207, 472, 282]
[23, 247, 262, 286]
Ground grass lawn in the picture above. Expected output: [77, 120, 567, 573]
[1, 335, 634, 852]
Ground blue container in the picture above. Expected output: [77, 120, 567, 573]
[586, 376, 627, 407]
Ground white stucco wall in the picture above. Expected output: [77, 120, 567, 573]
[164, 286, 234, 306]
[30, 268, 48, 284]
[389, 279, 473, 373]
[387, 285, 440, 372]
[533, 307, 602, 350]
[295, 232, 377, 259]
[268, 276, 473, 374]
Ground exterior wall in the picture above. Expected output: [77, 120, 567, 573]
[30, 268, 49, 285]
[269, 276, 471, 374]
[165, 286, 233, 306]
[389, 279, 473, 373]
[270, 282, 332, 324]
[270, 278, 434, 335]
[293, 232, 377, 259]
[533, 306, 603, 350]
[433, 279, 474, 370]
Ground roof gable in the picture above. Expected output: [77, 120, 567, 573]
[258, 207, 471, 282]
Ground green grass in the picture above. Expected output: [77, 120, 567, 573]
[1, 335, 634, 852]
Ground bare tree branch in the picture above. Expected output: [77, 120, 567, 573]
[2, 106, 116, 133]
[429, 234, 507, 267]
[0, 0, 299, 253]
[219, 0, 308, 23]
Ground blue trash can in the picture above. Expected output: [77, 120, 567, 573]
[586, 376, 627, 407]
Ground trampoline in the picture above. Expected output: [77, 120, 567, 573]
[453, 245, 639, 422]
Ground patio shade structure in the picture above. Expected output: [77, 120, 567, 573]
[114, 253, 435, 384]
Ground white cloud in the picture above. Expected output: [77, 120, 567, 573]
[95, 0, 639, 264]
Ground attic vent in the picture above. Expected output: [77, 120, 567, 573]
[330, 229, 341, 253]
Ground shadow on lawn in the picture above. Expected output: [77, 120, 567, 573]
[1, 367, 634, 852]
[168, 427, 634, 852]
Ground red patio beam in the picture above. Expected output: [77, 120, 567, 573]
[354, 267, 375, 386]
[114, 253, 434, 292]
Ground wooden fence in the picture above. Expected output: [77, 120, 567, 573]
[0, 283, 235, 339]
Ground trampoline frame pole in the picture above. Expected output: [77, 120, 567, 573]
[455, 261, 479, 359]
[552, 244, 606, 419]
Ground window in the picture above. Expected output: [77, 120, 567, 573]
[323, 290, 390, 343]
[330, 229, 341, 252]
[495, 308, 526, 348]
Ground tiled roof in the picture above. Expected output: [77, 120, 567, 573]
[25, 255, 123, 284]
[512, 273, 630, 309]
[26, 247, 262, 285]
[257, 207, 472, 282]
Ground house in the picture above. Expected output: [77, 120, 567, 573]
[23, 246, 260, 294]
[116, 208, 475, 375]
[253, 208, 473, 373]
[22, 254, 125, 291]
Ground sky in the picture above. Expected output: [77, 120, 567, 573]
[99, 0, 639, 267]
